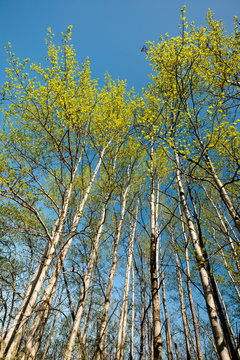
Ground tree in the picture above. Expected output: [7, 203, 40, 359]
[0, 10, 239, 360]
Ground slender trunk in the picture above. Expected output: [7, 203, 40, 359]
[1, 150, 85, 360]
[42, 292, 62, 360]
[150, 140, 163, 360]
[2, 180, 74, 360]
[144, 294, 148, 360]
[215, 281, 240, 357]
[159, 243, 173, 360]
[62, 267, 88, 360]
[148, 308, 154, 360]
[95, 186, 129, 360]
[179, 205, 203, 360]
[19, 149, 106, 360]
[172, 232, 192, 360]
[175, 151, 231, 360]
[174, 343, 180, 360]
[130, 263, 135, 360]
[116, 204, 138, 360]
[64, 190, 109, 360]
[188, 186, 239, 360]
[139, 256, 145, 360]
[198, 318, 221, 360]
[186, 314, 198, 359]
[81, 270, 96, 345]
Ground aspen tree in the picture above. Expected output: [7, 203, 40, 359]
[171, 228, 192, 360]
[175, 151, 231, 360]
[116, 203, 138, 360]
[179, 205, 203, 360]
[130, 263, 135, 360]
[95, 185, 129, 360]
[0, 27, 97, 359]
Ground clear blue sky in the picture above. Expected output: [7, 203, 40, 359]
[0, 0, 239, 92]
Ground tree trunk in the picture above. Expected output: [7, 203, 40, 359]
[81, 270, 96, 345]
[150, 140, 163, 360]
[116, 203, 138, 360]
[42, 292, 62, 360]
[17, 149, 106, 360]
[172, 231, 192, 360]
[175, 151, 231, 360]
[159, 241, 173, 360]
[188, 185, 239, 360]
[130, 263, 135, 360]
[179, 205, 203, 360]
[1, 178, 75, 360]
[64, 189, 109, 360]
[95, 185, 129, 360]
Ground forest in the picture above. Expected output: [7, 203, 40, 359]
[0, 8, 239, 360]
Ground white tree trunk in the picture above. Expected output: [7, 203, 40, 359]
[159, 242, 173, 360]
[64, 190, 109, 360]
[175, 151, 231, 360]
[179, 205, 203, 360]
[116, 204, 138, 360]
[172, 233, 192, 360]
[95, 186, 129, 360]
[18, 148, 106, 360]
[130, 263, 135, 360]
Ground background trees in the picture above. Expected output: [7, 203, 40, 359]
[0, 12, 239, 360]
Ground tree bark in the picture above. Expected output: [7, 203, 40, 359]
[179, 205, 203, 360]
[64, 189, 109, 360]
[150, 140, 163, 360]
[172, 231, 192, 360]
[159, 241, 173, 360]
[95, 185, 129, 360]
[130, 263, 135, 360]
[18, 149, 106, 360]
[175, 151, 231, 360]
[116, 203, 138, 360]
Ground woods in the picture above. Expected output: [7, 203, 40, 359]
[0, 9, 239, 360]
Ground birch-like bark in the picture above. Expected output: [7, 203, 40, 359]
[81, 270, 96, 345]
[179, 205, 203, 360]
[159, 246, 173, 360]
[149, 309, 154, 360]
[42, 290, 62, 360]
[19, 148, 106, 360]
[130, 263, 135, 360]
[215, 280, 240, 357]
[188, 185, 239, 360]
[150, 140, 163, 360]
[1, 151, 83, 360]
[139, 257, 145, 360]
[64, 188, 109, 360]
[116, 204, 138, 360]
[172, 232, 192, 360]
[95, 185, 129, 360]
[186, 315, 198, 359]
[175, 151, 231, 360]
[62, 267, 88, 359]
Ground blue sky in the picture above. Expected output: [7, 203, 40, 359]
[0, 0, 239, 92]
